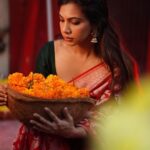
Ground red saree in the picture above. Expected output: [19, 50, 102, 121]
[13, 62, 112, 150]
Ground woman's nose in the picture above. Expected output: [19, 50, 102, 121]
[63, 23, 71, 34]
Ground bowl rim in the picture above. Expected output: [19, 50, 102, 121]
[7, 86, 95, 104]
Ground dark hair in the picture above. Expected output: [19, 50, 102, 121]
[58, 0, 135, 93]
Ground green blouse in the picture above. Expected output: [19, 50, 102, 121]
[35, 41, 57, 77]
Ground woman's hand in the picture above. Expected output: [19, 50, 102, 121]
[0, 84, 7, 106]
[30, 107, 87, 138]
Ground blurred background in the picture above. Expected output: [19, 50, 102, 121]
[0, 0, 149, 149]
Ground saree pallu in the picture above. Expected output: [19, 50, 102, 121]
[13, 62, 112, 150]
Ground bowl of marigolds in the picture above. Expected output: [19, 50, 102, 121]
[7, 72, 95, 126]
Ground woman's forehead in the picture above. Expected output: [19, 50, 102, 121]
[59, 2, 85, 19]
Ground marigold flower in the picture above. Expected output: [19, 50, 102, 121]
[8, 72, 89, 99]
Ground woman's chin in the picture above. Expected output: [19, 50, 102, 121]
[63, 40, 76, 46]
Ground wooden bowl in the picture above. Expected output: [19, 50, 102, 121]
[7, 87, 95, 126]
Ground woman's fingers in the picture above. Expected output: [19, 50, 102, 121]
[0, 90, 7, 95]
[84, 111, 94, 118]
[0, 93, 7, 100]
[32, 113, 52, 125]
[32, 125, 52, 134]
[0, 102, 6, 106]
[0, 95, 7, 105]
[0, 84, 7, 91]
[31, 113, 58, 134]
[0, 84, 7, 104]
[44, 107, 60, 123]
[63, 107, 73, 122]
[30, 119, 52, 133]
[3, 84, 8, 89]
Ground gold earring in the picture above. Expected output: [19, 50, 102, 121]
[91, 33, 98, 43]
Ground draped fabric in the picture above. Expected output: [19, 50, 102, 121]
[51, 0, 60, 39]
[9, 0, 47, 75]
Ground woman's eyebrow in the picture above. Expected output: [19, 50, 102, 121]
[59, 14, 83, 20]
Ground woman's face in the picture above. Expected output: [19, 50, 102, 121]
[59, 2, 92, 46]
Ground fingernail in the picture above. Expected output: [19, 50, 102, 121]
[44, 107, 49, 111]
[64, 107, 68, 110]
[4, 98, 7, 102]
[30, 120, 33, 123]
[33, 113, 38, 117]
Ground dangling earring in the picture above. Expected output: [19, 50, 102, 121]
[91, 32, 98, 43]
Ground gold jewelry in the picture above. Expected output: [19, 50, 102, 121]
[91, 37, 98, 43]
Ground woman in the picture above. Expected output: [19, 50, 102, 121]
[0, 0, 138, 149]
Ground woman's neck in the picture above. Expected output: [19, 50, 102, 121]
[61, 39, 95, 57]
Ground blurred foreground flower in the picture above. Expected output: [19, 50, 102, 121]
[92, 77, 150, 150]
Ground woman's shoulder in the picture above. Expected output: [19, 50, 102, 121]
[54, 39, 64, 53]
[54, 39, 63, 47]
[39, 39, 63, 57]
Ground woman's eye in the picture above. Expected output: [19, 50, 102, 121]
[71, 21, 80, 25]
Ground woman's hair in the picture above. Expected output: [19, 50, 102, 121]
[58, 0, 135, 93]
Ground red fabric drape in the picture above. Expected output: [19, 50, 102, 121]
[52, 0, 60, 39]
[9, 0, 47, 75]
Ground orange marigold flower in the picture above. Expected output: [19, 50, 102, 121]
[8, 72, 89, 99]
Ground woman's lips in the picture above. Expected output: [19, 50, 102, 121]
[64, 37, 73, 41]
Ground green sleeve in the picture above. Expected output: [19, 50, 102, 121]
[35, 41, 56, 77]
